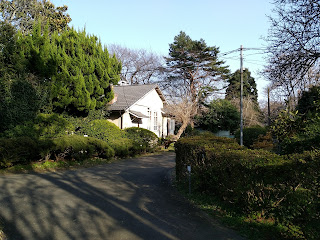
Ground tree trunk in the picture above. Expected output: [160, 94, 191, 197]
[173, 121, 189, 141]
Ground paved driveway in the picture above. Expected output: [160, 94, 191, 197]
[0, 153, 245, 240]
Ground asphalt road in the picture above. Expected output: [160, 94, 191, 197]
[0, 153, 245, 240]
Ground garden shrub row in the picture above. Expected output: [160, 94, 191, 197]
[0, 135, 114, 168]
[0, 118, 159, 168]
[175, 135, 320, 239]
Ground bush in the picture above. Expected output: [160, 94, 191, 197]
[48, 135, 114, 161]
[278, 119, 320, 154]
[76, 119, 127, 143]
[125, 127, 159, 154]
[109, 138, 133, 158]
[2, 113, 74, 139]
[235, 125, 267, 148]
[0, 137, 39, 167]
[252, 132, 275, 151]
[0, 135, 115, 168]
[175, 135, 320, 239]
[199, 99, 240, 134]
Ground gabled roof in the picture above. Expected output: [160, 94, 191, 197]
[108, 84, 166, 111]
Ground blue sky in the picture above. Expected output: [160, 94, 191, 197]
[51, 0, 273, 101]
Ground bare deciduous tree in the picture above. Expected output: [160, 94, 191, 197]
[163, 97, 198, 140]
[265, 0, 320, 104]
[231, 97, 263, 127]
[108, 44, 164, 85]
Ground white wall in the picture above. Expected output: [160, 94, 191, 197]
[129, 89, 164, 137]
[107, 88, 174, 138]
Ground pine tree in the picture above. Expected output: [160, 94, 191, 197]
[164, 31, 229, 139]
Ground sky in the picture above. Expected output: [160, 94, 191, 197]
[51, 0, 274, 101]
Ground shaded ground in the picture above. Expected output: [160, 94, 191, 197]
[0, 153, 245, 240]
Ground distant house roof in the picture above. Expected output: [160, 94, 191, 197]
[108, 84, 166, 111]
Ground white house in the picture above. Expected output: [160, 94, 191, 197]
[107, 84, 175, 137]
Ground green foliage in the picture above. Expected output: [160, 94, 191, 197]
[2, 113, 74, 138]
[109, 138, 133, 158]
[165, 31, 229, 100]
[226, 68, 258, 104]
[76, 119, 127, 143]
[297, 86, 320, 118]
[16, 23, 121, 115]
[235, 125, 267, 148]
[0, 135, 115, 167]
[199, 99, 240, 134]
[0, 79, 41, 132]
[271, 110, 300, 142]
[252, 132, 275, 151]
[271, 87, 320, 154]
[125, 127, 159, 154]
[71, 120, 160, 157]
[175, 135, 320, 239]
[0, 22, 42, 132]
[42, 135, 113, 161]
[0, 0, 71, 34]
[0, 137, 39, 167]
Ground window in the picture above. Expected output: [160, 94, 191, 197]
[154, 112, 158, 131]
[147, 110, 151, 130]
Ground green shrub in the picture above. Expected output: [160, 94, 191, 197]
[109, 138, 133, 158]
[252, 132, 275, 151]
[87, 137, 114, 159]
[35, 113, 74, 138]
[175, 135, 320, 239]
[278, 119, 320, 154]
[2, 113, 74, 139]
[235, 125, 267, 148]
[49, 135, 114, 161]
[0, 137, 39, 167]
[76, 119, 127, 143]
[125, 127, 159, 154]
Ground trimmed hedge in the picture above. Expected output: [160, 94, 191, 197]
[235, 125, 267, 148]
[2, 113, 74, 139]
[0, 135, 115, 167]
[175, 135, 320, 239]
[48, 135, 114, 161]
[125, 127, 159, 154]
[75, 119, 127, 143]
[0, 137, 39, 167]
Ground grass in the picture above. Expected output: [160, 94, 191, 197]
[175, 181, 302, 240]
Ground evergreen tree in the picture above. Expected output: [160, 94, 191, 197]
[0, 22, 41, 132]
[0, 0, 71, 34]
[164, 31, 229, 139]
[225, 68, 258, 103]
[199, 99, 240, 134]
[164, 31, 229, 101]
[18, 23, 121, 115]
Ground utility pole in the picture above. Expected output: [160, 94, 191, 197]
[240, 45, 244, 146]
[268, 87, 271, 126]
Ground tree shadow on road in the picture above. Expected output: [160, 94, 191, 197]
[0, 153, 244, 240]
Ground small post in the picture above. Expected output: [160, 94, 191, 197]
[187, 165, 191, 195]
